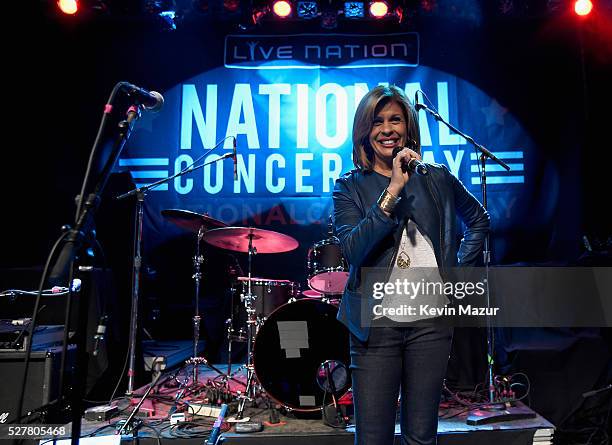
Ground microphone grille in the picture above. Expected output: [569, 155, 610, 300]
[148, 91, 164, 112]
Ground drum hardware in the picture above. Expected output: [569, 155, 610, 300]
[203, 226, 299, 420]
[191, 226, 205, 385]
[238, 230, 258, 420]
[224, 317, 246, 380]
[316, 360, 349, 394]
[307, 217, 349, 295]
[161, 209, 230, 386]
[226, 277, 299, 390]
[317, 360, 349, 427]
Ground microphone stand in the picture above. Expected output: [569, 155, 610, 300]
[117, 372, 163, 436]
[323, 361, 346, 427]
[23, 82, 145, 445]
[116, 152, 234, 396]
[417, 103, 532, 424]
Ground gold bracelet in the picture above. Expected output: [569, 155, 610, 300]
[378, 188, 401, 213]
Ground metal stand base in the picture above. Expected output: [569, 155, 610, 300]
[466, 403, 537, 425]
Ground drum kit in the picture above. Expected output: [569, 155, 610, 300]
[161, 209, 351, 419]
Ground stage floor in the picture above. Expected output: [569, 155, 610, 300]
[70, 363, 554, 445]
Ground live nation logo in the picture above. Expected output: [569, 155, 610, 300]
[224, 32, 419, 69]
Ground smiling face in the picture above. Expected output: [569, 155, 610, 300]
[368, 99, 407, 171]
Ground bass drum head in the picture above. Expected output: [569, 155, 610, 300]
[253, 299, 351, 412]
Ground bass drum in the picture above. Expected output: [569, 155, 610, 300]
[253, 299, 351, 412]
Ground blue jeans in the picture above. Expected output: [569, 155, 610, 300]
[350, 326, 453, 445]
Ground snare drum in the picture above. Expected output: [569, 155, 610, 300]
[253, 299, 351, 411]
[307, 238, 349, 294]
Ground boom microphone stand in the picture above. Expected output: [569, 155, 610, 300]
[116, 149, 235, 395]
[27, 82, 154, 445]
[415, 96, 533, 424]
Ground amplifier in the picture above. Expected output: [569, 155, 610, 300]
[0, 321, 65, 351]
[0, 346, 75, 423]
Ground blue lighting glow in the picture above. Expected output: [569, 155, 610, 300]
[297, 1, 319, 18]
[123, 45, 548, 252]
[159, 10, 177, 30]
[344, 1, 365, 17]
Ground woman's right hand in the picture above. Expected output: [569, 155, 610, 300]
[387, 146, 421, 197]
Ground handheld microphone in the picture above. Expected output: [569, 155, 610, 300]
[232, 137, 238, 181]
[392, 146, 429, 176]
[120, 82, 164, 112]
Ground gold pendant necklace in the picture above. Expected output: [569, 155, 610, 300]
[396, 251, 411, 269]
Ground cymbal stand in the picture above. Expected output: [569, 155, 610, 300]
[224, 255, 245, 379]
[225, 318, 233, 379]
[191, 225, 206, 384]
[237, 230, 258, 419]
[224, 295, 242, 383]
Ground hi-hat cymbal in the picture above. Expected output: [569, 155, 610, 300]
[161, 209, 227, 233]
[203, 227, 299, 254]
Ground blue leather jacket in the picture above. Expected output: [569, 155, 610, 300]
[333, 164, 490, 341]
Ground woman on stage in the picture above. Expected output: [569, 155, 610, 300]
[333, 85, 489, 445]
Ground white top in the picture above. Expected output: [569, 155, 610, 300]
[380, 219, 449, 323]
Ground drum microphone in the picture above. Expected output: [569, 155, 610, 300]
[392, 146, 429, 176]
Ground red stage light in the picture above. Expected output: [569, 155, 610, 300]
[369, 1, 388, 18]
[224, 0, 240, 12]
[57, 0, 79, 15]
[272, 0, 292, 17]
[574, 0, 593, 16]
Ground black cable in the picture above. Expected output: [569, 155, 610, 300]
[15, 230, 71, 423]
[140, 422, 163, 445]
[0, 288, 71, 296]
[19, 82, 127, 426]
[107, 344, 131, 404]
[321, 389, 346, 429]
[37, 421, 121, 445]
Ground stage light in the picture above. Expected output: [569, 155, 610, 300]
[159, 10, 177, 29]
[344, 1, 365, 18]
[321, 8, 338, 28]
[224, 0, 240, 12]
[574, 0, 592, 16]
[57, 0, 79, 15]
[145, 0, 175, 14]
[192, 0, 209, 13]
[252, 8, 267, 24]
[369, 1, 388, 18]
[419, 0, 436, 13]
[297, 1, 319, 18]
[145, 0, 178, 29]
[272, 0, 292, 17]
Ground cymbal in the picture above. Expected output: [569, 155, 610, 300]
[161, 209, 227, 233]
[203, 227, 299, 254]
